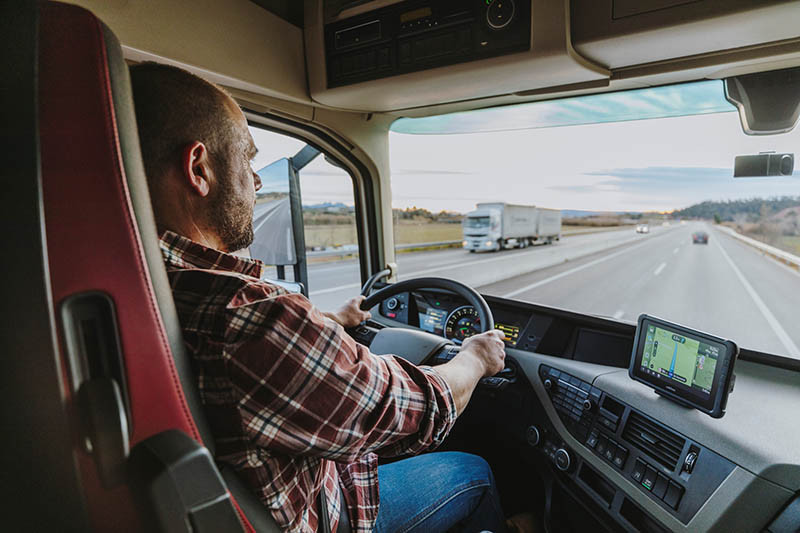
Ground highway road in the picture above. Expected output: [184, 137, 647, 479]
[265, 223, 800, 359]
[300, 226, 673, 309]
[482, 223, 800, 359]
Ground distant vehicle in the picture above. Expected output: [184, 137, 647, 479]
[462, 202, 561, 252]
[693, 231, 709, 244]
[636, 224, 650, 234]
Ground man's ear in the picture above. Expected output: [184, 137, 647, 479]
[181, 141, 213, 197]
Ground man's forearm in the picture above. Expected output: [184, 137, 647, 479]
[432, 351, 486, 415]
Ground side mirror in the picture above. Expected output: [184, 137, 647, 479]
[252, 158, 296, 265]
[250, 146, 323, 295]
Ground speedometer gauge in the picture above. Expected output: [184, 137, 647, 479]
[445, 306, 481, 342]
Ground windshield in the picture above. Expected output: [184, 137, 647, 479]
[464, 216, 491, 229]
[389, 80, 800, 360]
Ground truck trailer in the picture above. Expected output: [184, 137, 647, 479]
[462, 203, 561, 252]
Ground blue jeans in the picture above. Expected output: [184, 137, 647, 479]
[373, 452, 507, 533]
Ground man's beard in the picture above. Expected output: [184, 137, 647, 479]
[208, 175, 254, 252]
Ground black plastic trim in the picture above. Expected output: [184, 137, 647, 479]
[128, 430, 243, 533]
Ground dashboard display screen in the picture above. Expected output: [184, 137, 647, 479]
[419, 307, 447, 336]
[495, 323, 520, 346]
[630, 315, 738, 418]
[640, 324, 718, 394]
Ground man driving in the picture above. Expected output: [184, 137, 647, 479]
[130, 62, 510, 533]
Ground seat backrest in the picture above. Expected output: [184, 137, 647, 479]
[37, 2, 257, 530]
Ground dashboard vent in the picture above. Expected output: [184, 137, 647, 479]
[622, 411, 685, 471]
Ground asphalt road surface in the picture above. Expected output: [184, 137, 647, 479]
[267, 223, 800, 359]
[481, 222, 800, 359]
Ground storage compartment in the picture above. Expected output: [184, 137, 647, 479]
[577, 462, 616, 507]
[619, 497, 668, 532]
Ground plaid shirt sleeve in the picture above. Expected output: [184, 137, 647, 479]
[224, 284, 458, 463]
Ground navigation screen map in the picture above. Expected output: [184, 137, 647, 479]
[640, 324, 719, 394]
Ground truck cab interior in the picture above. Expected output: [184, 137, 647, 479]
[3, 1, 800, 532]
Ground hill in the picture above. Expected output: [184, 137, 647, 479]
[672, 197, 800, 222]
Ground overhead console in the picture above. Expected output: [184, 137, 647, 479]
[305, 0, 609, 111]
[324, 0, 531, 88]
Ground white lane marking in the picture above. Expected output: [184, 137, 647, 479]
[502, 239, 653, 299]
[654, 262, 666, 276]
[312, 227, 676, 298]
[714, 236, 800, 358]
[613, 310, 624, 319]
[673, 247, 679, 254]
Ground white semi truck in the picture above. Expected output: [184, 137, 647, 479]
[462, 203, 562, 252]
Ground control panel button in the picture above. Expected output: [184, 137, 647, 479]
[586, 430, 599, 449]
[595, 434, 608, 456]
[631, 460, 646, 483]
[589, 387, 602, 404]
[555, 448, 571, 471]
[664, 481, 684, 509]
[613, 446, 628, 469]
[603, 441, 617, 463]
[598, 416, 617, 432]
[526, 426, 540, 447]
[653, 474, 669, 499]
[642, 466, 658, 491]
[683, 451, 698, 474]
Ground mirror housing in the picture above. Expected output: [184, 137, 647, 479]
[734, 153, 794, 177]
[724, 67, 800, 135]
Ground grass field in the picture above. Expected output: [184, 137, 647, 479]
[305, 222, 462, 249]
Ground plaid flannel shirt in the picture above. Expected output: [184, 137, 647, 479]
[159, 231, 457, 532]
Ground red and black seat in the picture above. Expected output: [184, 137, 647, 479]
[27, 2, 280, 530]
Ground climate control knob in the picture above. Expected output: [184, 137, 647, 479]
[555, 448, 571, 471]
[526, 426, 540, 447]
[386, 297, 399, 311]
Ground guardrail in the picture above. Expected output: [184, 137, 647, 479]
[716, 225, 800, 269]
[308, 240, 461, 259]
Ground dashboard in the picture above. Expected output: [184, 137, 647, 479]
[368, 288, 800, 533]
[381, 288, 549, 348]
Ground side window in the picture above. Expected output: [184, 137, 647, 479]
[248, 125, 360, 312]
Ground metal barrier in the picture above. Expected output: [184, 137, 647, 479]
[307, 240, 462, 259]
[716, 225, 800, 268]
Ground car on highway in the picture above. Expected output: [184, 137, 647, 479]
[693, 232, 709, 244]
[5, 2, 800, 533]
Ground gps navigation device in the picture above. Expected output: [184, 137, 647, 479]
[629, 315, 738, 418]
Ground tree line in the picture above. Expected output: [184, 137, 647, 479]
[672, 197, 800, 222]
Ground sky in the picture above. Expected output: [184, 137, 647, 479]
[250, 80, 800, 214]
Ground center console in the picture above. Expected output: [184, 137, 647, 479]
[529, 363, 735, 528]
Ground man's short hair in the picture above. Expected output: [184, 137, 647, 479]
[129, 62, 238, 184]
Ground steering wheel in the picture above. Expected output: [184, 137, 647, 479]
[356, 276, 494, 367]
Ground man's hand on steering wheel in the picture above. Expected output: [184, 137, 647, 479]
[325, 295, 373, 328]
[460, 330, 507, 377]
